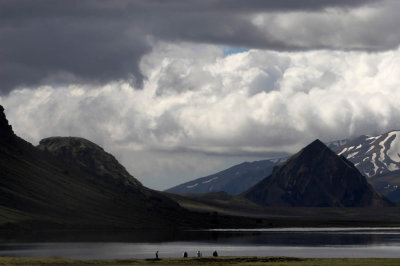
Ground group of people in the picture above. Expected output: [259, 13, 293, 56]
[189, 250, 218, 258]
[155, 250, 218, 259]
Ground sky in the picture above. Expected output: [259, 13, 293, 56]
[1, 0, 400, 190]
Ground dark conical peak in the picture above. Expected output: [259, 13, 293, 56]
[0, 105, 15, 141]
[292, 138, 335, 162]
[308, 139, 325, 147]
[243, 137, 391, 207]
[302, 139, 328, 153]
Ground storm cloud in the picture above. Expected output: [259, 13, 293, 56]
[3, 43, 400, 188]
[0, 0, 391, 93]
[2, 1, 400, 189]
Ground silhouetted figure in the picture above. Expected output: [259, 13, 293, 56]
[183, 251, 188, 258]
[197, 250, 202, 257]
[155, 250, 159, 260]
[213, 250, 218, 257]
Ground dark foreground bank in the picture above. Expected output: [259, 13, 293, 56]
[1, 256, 400, 265]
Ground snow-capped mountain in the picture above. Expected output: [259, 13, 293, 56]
[166, 131, 400, 202]
[333, 130, 400, 178]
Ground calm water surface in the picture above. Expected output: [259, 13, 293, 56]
[1, 227, 400, 259]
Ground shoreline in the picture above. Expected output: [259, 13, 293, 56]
[1, 256, 400, 265]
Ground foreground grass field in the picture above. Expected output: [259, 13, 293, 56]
[1, 257, 400, 266]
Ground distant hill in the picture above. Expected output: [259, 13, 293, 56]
[165, 158, 286, 195]
[243, 140, 391, 207]
[0, 105, 190, 230]
[37, 137, 143, 189]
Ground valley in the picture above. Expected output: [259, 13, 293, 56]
[1, 103, 400, 233]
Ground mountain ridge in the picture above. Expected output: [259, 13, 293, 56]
[167, 131, 400, 201]
[166, 158, 286, 195]
[0, 105, 190, 230]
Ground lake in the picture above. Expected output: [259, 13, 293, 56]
[1, 227, 400, 259]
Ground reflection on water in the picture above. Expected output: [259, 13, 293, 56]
[1, 227, 400, 259]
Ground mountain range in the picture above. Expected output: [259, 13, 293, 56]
[167, 131, 400, 203]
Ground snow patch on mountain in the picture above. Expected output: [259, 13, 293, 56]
[388, 163, 399, 171]
[348, 151, 359, 159]
[379, 134, 392, 161]
[338, 147, 347, 155]
[202, 176, 219, 184]
[270, 157, 286, 164]
[186, 183, 198, 189]
[387, 131, 400, 163]
[371, 152, 378, 176]
[366, 145, 375, 153]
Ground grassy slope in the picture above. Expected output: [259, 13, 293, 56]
[0, 257, 399, 265]
[166, 192, 400, 227]
[164, 192, 266, 217]
[0, 137, 192, 230]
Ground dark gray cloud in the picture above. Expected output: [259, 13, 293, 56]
[0, 1, 150, 93]
[0, 0, 381, 93]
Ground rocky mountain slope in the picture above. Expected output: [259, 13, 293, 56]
[37, 137, 142, 188]
[0, 105, 190, 230]
[243, 140, 391, 207]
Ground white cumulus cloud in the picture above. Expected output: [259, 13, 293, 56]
[2, 42, 400, 189]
